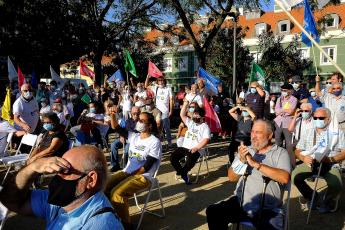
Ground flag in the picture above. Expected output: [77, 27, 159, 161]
[261, 0, 330, 11]
[81, 94, 92, 104]
[250, 63, 266, 87]
[148, 60, 163, 78]
[80, 61, 95, 80]
[282, 0, 303, 8]
[17, 66, 25, 88]
[203, 97, 222, 133]
[198, 67, 221, 94]
[301, 0, 320, 47]
[50, 65, 65, 87]
[124, 50, 137, 78]
[259, 0, 275, 12]
[1, 88, 14, 125]
[108, 69, 125, 83]
[7, 57, 17, 81]
[31, 70, 38, 89]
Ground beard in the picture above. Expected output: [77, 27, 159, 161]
[251, 138, 269, 152]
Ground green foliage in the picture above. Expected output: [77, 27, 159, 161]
[257, 31, 312, 81]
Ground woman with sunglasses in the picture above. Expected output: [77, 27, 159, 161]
[28, 112, 69, 164]
[106, 108, 162, 228]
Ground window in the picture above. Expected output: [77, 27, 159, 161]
[164, 58, 172, 72]
[171, 36, 179, 46]
[320, 46, 337, 65]
[157, 37, 165, 46]
[325, 14, 339, 29]
[250, 51, 262, 63]
[255, 23, 267, 36]
[278, 20, 290, 33]
[176, 57, 188, 72]
[298, 48, 310, 59]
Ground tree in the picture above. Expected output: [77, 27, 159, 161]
[206, 26, 253, 87]
[257, 31, 312, 81]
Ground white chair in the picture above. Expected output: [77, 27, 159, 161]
[191, 148, 210, 183]
[0, 133, 38, 185]
[0, 202, 8, 230]
[133, 162, 165, 230]
[1, 132, 13, 157]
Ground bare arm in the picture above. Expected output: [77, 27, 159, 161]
[14, 114, 30, 132]
[180, 101, 188, 124]
[144, 74, 151, 89]
[28, 138, 63, 163]
[315, 75, 322, 97]
[229, 106, 239, 121]
[169, 97, 174, 117]
[288, 110, 301, 132]
[256, 85, 265, 97]
[227, 167, 241, 182]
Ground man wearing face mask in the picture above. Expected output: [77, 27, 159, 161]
[134, 82, 147, 108]
[307, 88, 322, 112]
[13, 84, 39, 133]
[291, 75, 310, 104]
[145, 75, 174, 148]
[288, 103, 314, 146]
[274, 83, 298, 167]
[170, 101, 210, 184]
[245, 81, 266, 119]
[0, 145, 124, 229]
[315, 75, 345, 131]
[48, 80, 62, 106]
[141, 99, 162, 131]
[292, 107, 345, 213]
[39, 98, 51, 119]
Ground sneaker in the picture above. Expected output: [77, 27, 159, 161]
[181, 173, 192, 185]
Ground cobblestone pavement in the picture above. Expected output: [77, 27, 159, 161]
[3, 139, 345, 230]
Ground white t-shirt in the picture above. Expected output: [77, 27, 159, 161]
[124, 132, 162, 180]
[13, 97, 39, 133]
[185, 93, 203, 107]
[152, 86, 172, 118]
[122, 92, 132, 112]
[182, 118, 211, 155]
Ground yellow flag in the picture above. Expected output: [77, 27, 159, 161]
[1, 88, 14, 125]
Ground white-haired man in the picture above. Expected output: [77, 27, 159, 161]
[288, 102, 314, 144]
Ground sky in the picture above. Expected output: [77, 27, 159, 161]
[259, 0, 275, 12]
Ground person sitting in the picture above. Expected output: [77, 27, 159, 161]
[176, 102, 198, 148]
[170, 101, 210, 184]
[228, 104, 256, 163]
[0, 145, 123, 229]
[0, 118, 26, 157]
[106, 109, 162, 229]
[206, 120, 291, 230]
[27, 112, 69, 164]
[292, 107, 345, 213]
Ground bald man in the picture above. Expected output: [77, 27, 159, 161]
[0, 145, 123, 229]
[12, 83, 39, 133]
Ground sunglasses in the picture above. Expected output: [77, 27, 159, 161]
[326, 82, 332, 85]
[313, 117, 326, 120]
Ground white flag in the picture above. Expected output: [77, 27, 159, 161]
[50, 65, 65, 87]
[317, 0, 330, 8]
[7, 56, 17, 81]
[282, 0, 303, 8]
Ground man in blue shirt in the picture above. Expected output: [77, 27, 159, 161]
[0, 145, 123, 230]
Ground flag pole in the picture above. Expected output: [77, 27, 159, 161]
[311, 42, 319, 76]
[276, 0, 345, 77]
[125, 71, 130, 89]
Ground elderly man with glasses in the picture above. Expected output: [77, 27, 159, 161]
[0, 145, 123, 229]
[292, 107, 345, 213]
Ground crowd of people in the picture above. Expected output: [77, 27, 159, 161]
[0, 71, 345, 230]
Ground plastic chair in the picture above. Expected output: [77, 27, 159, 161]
[0, 134, 38, 185]
[133, 162, 165, 230]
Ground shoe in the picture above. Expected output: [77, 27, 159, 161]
[181, 173, 191, 185]
[318, 199, 337, 214]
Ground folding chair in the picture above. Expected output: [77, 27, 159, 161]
[0, 133, 38, 185]
[133, 162, 165, 230]
[1, 132, 13, 157]
[191, 147, 210, 183]
[0, 202, 8, 230]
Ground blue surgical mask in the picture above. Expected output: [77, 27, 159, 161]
[189, 107, 195, 113]
[242, 111, 249, 117]
[313, 119, 326, 129]
[43, 123, 54, 131]
[301, 112, 310, 119]
[89, 108, 96, 113]
[250, 88, 257, 94]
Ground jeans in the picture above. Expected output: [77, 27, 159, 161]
[206, 196, 284, 230]
[292, 163, 342, 202]
[170, 147, 200, 176]
[162, 117, 172, 146]
[110, 139, 129, 168]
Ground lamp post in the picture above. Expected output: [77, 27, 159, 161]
[232, 19, 237, 96]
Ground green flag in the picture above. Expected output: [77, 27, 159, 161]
[250, 63, 266, 86]
[124, 49, 137, 78]
[81, 94, 91, 104]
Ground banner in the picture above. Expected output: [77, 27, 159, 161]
[124, 49, 138, 78]
[148, 60, 163, 78]
[17, 66, 25, 88]
[1, 88, 14, 125]
[203, 97, 222, 133]
[50, 65, 65, 87]
[7, 57, 17, 81]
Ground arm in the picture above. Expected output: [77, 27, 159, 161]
[14, 114, 30, 132]
[169, 96, 174, 117]
[327, 149, 345, 163]
[315, 75, 322, 97]
[130, 77, 136, 89]
[295, 148, 313, 165]
[180, 101, 188, 124]
[256, 85, 265, 97]
[28, 138, 63, 163]
[190, 138, 209, 154]
[275, 97, 283, 116]
[229, 106, 239, 121]
[227, 167, 241, 182]
[144, 74, 151, 89]
[0, 157, 70, 215]
[288, 110, 301, 132]
[245, 106, 256, 120]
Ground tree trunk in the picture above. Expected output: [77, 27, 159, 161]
[196, 48, 207, 69]
[93, 51, 103, 86]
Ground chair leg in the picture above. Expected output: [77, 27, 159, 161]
[1, 166, 12, 186]
[306, 176, 320, 224]
[136, 187, 153, 230]
[193, 157, 203, 184]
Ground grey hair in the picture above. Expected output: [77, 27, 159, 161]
[315, 107, 331, 118]
[81, 145, 108, 191]
[300, 103, 312, 110]
[253, 119, 274, 135]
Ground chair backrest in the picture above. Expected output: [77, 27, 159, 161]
[2, 132, 14, 156]
[68, 140, 74, 150]
[15, 134, 38, 155]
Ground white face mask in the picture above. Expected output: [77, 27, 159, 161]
[23, 91, 32, 100]
[281, 91, 288, 97]
[135, 121, 146, 133]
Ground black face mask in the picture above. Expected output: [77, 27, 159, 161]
[192, 117, 202, 124]
[48, 174, 88, 207]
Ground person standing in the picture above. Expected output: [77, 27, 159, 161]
[245, 81, 266, 119]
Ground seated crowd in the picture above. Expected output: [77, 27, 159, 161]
[0, 72, 345, 230]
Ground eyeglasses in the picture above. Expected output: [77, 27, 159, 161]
[326, 82, 332, 85]
[313, 117, 326, 120]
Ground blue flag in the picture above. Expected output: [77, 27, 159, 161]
[301, 0, 320, 47]
[198, 67, 221, 94]
[31, 70, 38, 88]
[108, 69, 124, 82]
[259, 0, 275, 12]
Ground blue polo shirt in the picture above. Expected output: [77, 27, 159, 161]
[31, 190, 123, 230]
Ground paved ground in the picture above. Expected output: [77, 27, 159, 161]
[3, 138, 345, 230]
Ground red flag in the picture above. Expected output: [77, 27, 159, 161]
[148, 60, 163, 78]
[18, 66, 25, 88]
[203, 97, 222, 133]
[80, 61, 95, 80]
